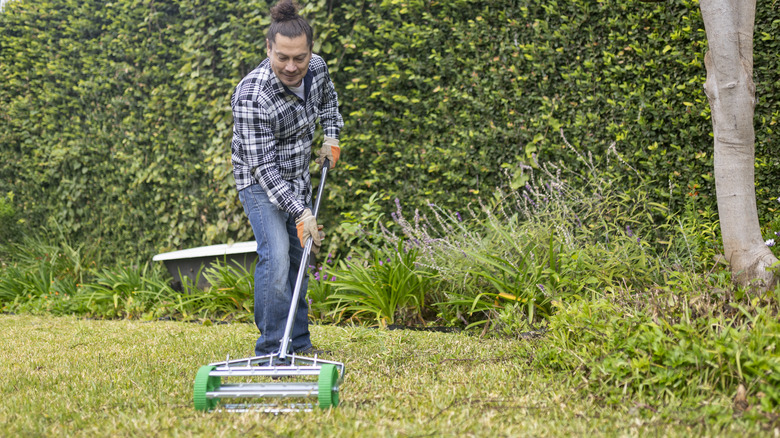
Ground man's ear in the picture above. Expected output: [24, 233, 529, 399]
[266, 38, 272, 55]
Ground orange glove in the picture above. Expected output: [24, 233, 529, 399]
[315, 137, 340, 169]
[295, 208, 324, 253]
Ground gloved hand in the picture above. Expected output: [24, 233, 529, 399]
[295, 208, 324, 253]
[315, 137, 340, 169]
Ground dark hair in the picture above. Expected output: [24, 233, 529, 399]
[267, 0, 313, 50]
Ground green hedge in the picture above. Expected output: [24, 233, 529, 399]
[0, 0, 271, 260]
[0, 0, 778, 263]
[329, 0, 779, 227]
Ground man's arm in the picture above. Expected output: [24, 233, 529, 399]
[318, 65, 344, 138]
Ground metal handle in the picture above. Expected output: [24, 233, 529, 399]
[279, 158, 330, 358]
[311, 158, 329, 218]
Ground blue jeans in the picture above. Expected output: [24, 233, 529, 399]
[238, 184, 312, 356]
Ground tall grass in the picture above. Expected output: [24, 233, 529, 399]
[373, 137, 668, 330]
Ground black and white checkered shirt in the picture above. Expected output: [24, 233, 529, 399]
[231, 54, 343, 218]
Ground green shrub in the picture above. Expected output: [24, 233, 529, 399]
[537, 284, 780, 412]
[378, 143, 667, 331]
[0, 229, 95, 314]
[71, 264, 174, 319]
[327, 239, 433, 326]
[0, 192, 21, 246]
[168, 259, 254, 323]
[330, 0, 778, 232]
[308, 256, 339, 323]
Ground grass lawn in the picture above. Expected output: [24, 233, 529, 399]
[0, 314, 768, 437]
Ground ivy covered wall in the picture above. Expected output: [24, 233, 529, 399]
[0, 0, 777, 262]
[328, 0, 779, 231]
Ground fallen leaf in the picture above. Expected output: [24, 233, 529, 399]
[733, 384, 749, 415]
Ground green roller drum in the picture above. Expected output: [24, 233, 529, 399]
[318, 364, 339, 409]
[193, 365, 221, 411]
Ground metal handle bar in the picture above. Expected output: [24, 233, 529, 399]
[279, 159, 330, 358]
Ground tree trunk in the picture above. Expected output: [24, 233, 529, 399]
[700, 0, 778, 289]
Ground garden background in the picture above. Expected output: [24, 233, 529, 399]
[0, 0, 779, 435]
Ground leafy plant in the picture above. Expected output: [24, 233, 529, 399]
[329, 191, 388, 259]
[71, 264, 173, 319]
[168, 259, 254, 323]
[536, 286, 780, 411]
[307, 256, 338, 322]
[0, 230, 91, 310]
[371, 141, 666, 332]
[327, 240, 432, 326]
[0, 192, 22, 247]
[441, 233, 570, 329]
[3, 0, 779, 265]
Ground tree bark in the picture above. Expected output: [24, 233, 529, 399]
[700, 0, 778, 289]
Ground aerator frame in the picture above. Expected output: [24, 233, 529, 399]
[193, 160, 345, 412]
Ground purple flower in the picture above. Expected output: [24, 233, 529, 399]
[331, 276, 336, 281]
[626, 226, 633, 237]
[456, 212, 462, 222]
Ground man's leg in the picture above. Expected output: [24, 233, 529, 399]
[238, 185, 295, 356]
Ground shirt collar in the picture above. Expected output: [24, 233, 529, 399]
[267, 62, 314, 101]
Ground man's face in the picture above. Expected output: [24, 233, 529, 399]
[267, 34, 312, 87]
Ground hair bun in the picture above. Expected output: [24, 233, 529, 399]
[270, 0, 299, 22]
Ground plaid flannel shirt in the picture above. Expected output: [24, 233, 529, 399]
[231, 54, 343, 218]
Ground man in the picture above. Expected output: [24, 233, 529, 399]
[230, 0, 343, 357]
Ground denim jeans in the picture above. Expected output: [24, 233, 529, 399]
[238, 184, 312, 356]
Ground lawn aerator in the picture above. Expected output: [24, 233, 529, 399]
[193, 160, 345, 412]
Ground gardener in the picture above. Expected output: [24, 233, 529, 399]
[230, 0, 343, 357]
